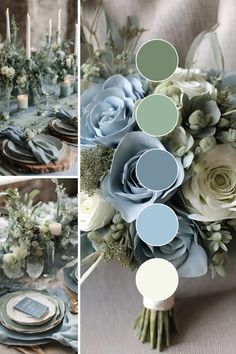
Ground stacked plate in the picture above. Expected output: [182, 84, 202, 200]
[64, 264, 78, 294]
[0, 290, 65, 341]
[49, 119, 78, 143]
[1, 135, 64, 165]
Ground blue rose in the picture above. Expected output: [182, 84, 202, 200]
[101, 131, 184, 222]
[130, 216, 208, 277]
[81, 74, 146, 147]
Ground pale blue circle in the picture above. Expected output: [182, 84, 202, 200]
[136, 204, 179, 246]
[136, 149, 178, 191]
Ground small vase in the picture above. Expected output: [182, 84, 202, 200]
[3, 261, 24, 280]
[44, 240, 55, 277]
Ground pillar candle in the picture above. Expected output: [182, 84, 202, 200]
[6, 8, 11, 42]
[26, 14, 31, 60]
[17, 95, 28, 110]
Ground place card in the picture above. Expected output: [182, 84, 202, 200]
[13, 296, 49, 319]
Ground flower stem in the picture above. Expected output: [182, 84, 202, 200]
[222, 109, 236, 117]
[80, 253, 104, 285]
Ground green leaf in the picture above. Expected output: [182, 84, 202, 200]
[28, 190, 40, 203]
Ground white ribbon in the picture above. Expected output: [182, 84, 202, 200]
[143, 295, 175, 311]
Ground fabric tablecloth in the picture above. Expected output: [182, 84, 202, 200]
[81, 262, 236, 354]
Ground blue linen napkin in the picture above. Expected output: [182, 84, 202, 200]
[50, 108, 78, 128]
[0, 287, 78, 352]
[0, 126, 60, 164]
[63, 266, 78, 294]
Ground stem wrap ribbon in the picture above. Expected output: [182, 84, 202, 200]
[143, 295, 175, 311]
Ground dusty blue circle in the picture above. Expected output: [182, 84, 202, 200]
[136, 204, 179, 246]
[136, 149, 178, 191]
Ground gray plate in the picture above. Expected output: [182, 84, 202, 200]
[52, 120, 78, 137]
[2, 135, 64, 165]
[55, 119, 78, 132]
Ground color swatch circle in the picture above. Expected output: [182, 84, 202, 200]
[136, 94, 178, 137]
[135, 258, 179, 301]
[136, 149, 178, 191]
[136, 39, 178, 82]
[136, 204, 179, 246]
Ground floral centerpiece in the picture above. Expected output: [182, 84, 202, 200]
[0, 180, 77, 280]
[80, 3, 236, 352]
[0, 12, 77, 116]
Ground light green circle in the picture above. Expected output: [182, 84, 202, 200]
[136, 39, 178, 82]
[136, 94, 178, 137]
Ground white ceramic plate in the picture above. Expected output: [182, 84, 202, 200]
[6, 292, 56, 326]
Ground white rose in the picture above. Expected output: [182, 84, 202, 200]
[49, 222, 62, 236]
[81, 190, 115, 232]
[170, 68, 217, 99]
[182, 144, 236, 221]
[3, 253, 15, 264]
[1, 66, 8, 76]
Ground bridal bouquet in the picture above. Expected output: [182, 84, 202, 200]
[81, 3, 236, 351]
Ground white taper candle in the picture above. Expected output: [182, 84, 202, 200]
[6, 8, 11, 42]
[26, 13, 31, 60]
[57, 8, 61, 45]
[48, 18, 52, 43]
[74, 23, 78, 56]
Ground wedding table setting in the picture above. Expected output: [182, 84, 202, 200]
[0, 8, 78, 176]
[0, 179, 78, 353]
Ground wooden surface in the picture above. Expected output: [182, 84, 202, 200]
[0, 141, 77, 174]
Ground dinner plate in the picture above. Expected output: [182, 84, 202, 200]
[55, 119, 77, 132]
[0, 292, 65, 334]
[2, 135, 64, 165]
[6, 292, 56, 326]
[52, 120, 78, 137]
[7, 141, 33, 158]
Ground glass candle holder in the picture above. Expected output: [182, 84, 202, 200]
[17, 94, 28, 110]
[60, 79, 71, 98]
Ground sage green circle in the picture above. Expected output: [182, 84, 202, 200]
[136, 94, 178, 137]
[136, 39, 178, 81]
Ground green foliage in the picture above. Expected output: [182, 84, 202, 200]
[81, 145, 114, 196]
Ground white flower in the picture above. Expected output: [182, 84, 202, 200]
[81, 190, 115, 231]
[49, 221, 62, 236]
[182, 144, 236, 221]
[1, 66, 15, 79]
[3, 253, 15, 264]
[10, 246, 28, 260]
[170, 68, 217, 99]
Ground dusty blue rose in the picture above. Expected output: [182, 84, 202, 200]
[130, 216, 208, 277]
[101, 132, 184, 222]
[81, 74, 146, 147]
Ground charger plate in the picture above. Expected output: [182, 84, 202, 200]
[0, 292, 65, 334]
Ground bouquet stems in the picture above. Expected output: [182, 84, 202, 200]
[133, 305, 177, 352]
